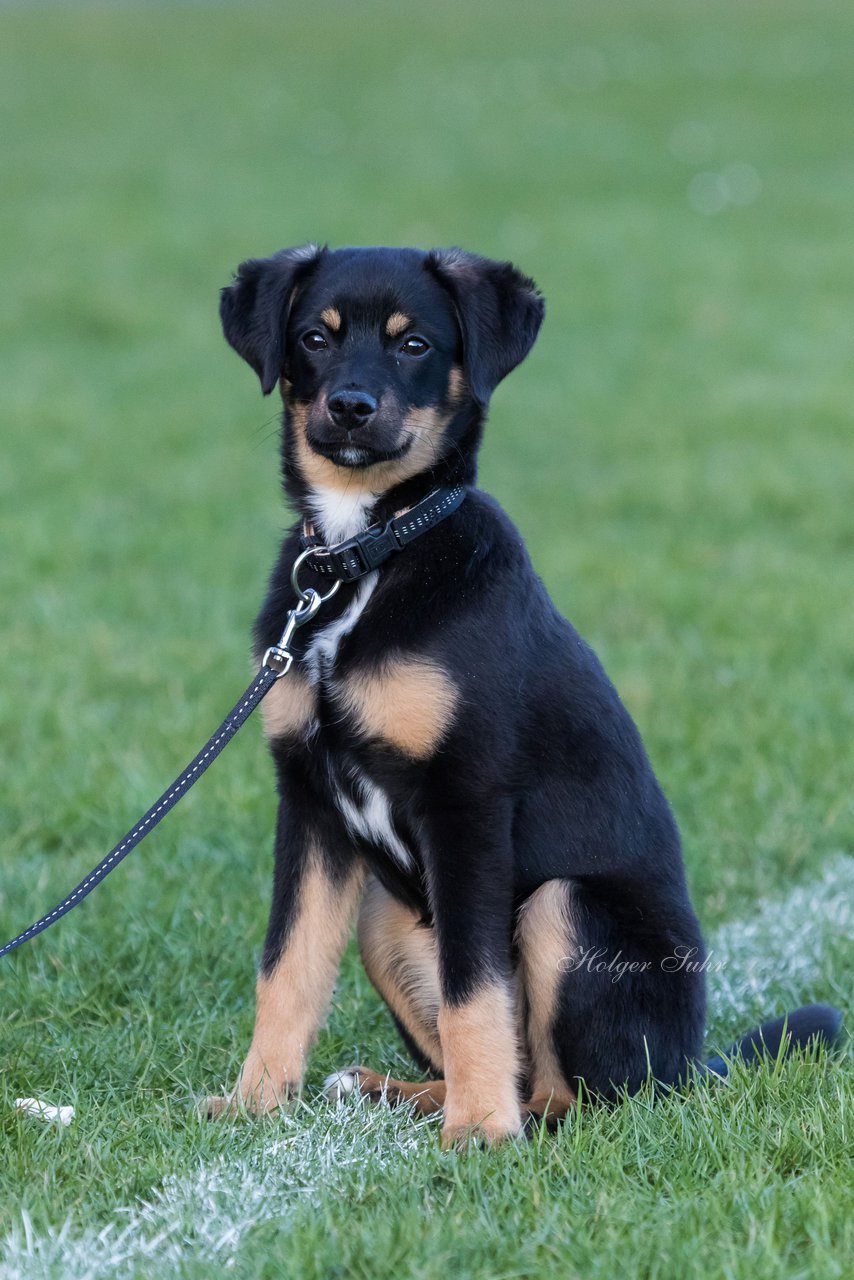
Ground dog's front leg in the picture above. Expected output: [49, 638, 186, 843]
[426, 799, 523, 1148]
[208, 799, 364, 1116]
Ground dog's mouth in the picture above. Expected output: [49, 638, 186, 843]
[306, 433, 415, 470]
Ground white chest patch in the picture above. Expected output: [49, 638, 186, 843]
[301, 485, 413, 871]
[304, 576, 412, 869]
[333, 764, 413, 870]
[302, 475, 379, 686]
[304, 571, 378, 685]
[307, 485, 376, 546]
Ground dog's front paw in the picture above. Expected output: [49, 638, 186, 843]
[201, 1082, 295, 1121]
[440, 1117, 521, 1149]
[202, 1050, 300, 1120]
[440, 1097, 523, 1149]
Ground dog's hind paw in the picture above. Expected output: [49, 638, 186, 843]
[323, 1067, 363, 1102]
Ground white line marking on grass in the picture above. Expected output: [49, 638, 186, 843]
[705, 852, 853, 1043]
[1, 854, 850, 1277]
[0, 1103, 435, 1279]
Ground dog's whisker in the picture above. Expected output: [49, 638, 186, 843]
[252, 427, 282, 451]
[252, 412, 282, 437]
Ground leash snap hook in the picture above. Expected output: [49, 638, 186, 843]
[263, 544, 343, 678]
[262, 587, 326, 677]
[264, 550, 343, 675]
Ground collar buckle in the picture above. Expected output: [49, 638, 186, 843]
[357, 520, 403, 571]
[323, 519, 403, 580]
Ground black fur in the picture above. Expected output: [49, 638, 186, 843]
[425, 248, 545, 404]
[221, 244, 842, 1109]
[221, 244, 326, 395]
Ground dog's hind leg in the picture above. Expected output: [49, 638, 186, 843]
[327, 877, 526, 1140]
[329, 876, 579, 1130]
[515, 881, 578, 1128]
[518, 874, 706, 1107]
[325, 875, 448, 1116]
[325, 1066, 447, 1114]
[357, 875, 445, 1071]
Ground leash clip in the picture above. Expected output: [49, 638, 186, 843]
[262, 588, 323, 678]
[262, 552, 343, 678]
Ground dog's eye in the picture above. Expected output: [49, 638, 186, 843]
[301, 330, 329, 352]
[400, 335, 430, 357]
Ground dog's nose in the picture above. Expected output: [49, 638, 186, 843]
[327, 389, 377, 430]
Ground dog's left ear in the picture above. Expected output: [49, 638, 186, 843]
[426, 249, 545, 405]
[220, 243, 324, 395]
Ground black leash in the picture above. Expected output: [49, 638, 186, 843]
[0, 484, 465, 960]
[0, 663, 282, 961]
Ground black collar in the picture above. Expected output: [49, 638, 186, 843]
[299, 483, 466, 583]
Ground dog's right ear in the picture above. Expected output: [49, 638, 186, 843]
[426, 248, 545, 406]
[220, 244, 324, 395]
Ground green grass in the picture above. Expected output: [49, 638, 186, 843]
[0, 2, 852, 1276]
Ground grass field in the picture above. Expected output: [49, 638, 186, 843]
[0, 2, 852, 1276]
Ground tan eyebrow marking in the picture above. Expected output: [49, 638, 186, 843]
[385, 312, 411, 337]
[320, 307, 341, 331]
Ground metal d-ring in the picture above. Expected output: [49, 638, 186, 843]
[290, 546, 342, 605]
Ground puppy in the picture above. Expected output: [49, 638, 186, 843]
[206, 244, 841, 1146]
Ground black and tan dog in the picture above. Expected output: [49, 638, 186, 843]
[206, 244, 841, 1146]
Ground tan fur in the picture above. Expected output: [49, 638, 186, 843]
[259, 669, 316, 741]
[289, 399, 444, 496]
[291, 402, 363, 493]
[329, 1066, 446, 1115]
[337, 656, 458, 760]
[515, 880, 578, 1119]
[320, 306, 341, 331]
[438, 984, 523, 1146]
[206, 853, 365, 1116]
[388, 416, 446, 480]
[384, 311, 411, 337]
[403, 404, 452, 441]
[338, 882, 578, 1140]
[358, 876, 443, 1068]
[447, 366, 465, 405]
[348, 896, 523, 1143]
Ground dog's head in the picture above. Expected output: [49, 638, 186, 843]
[220, 244, 544, 496]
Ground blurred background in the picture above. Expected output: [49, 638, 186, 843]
[0, 0, 850, 1044]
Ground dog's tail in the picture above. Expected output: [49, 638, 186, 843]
[703, 1003, 844, 1078]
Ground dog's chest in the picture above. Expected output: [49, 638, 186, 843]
[298, 535, 417, 874]
[303, 572, 378, 687]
